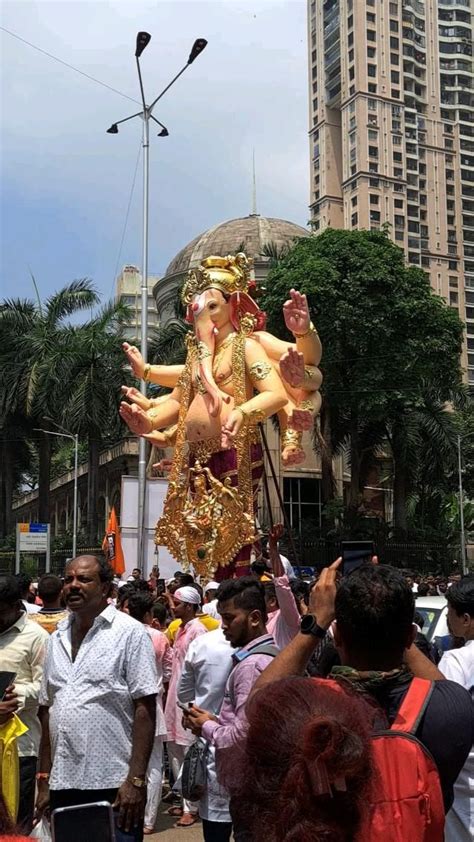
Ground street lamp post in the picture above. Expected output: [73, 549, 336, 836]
[107, 32, 207, 570]
[34, 428, 79, 559]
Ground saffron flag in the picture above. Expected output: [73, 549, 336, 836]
[102, 506, 125, 576]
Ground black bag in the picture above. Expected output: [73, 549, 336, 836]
[181, 738, 210, 801]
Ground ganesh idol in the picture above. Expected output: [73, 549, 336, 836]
[120, 253, 322, 579]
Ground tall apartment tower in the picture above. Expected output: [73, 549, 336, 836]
[308, 0, 473, 383]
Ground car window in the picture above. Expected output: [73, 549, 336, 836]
[416, 608, 441, 642]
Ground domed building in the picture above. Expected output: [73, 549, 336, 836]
[153, 214, 309, 322]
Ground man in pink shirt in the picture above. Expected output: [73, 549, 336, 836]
[164, 585, 206, 828]
[264, 524, 301, 649]
[184, 577, 277, 840]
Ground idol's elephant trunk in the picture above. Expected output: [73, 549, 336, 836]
[191, 295, 222, 418]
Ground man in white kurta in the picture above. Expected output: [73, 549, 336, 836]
[179, 627, 234, 841]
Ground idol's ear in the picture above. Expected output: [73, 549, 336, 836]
[185, 304, 194, 324]
[229, 292, 267, 332]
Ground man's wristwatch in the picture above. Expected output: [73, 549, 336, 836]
[300, 614, 327, 639]
[129, 776, 147, 789]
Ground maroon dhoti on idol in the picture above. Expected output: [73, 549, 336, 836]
[189, 440, 264, 579]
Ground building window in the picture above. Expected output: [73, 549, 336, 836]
[395, 215, 405, 228]
[348, 48, 354, 63]
[370, 210, 381, 222]
[448, 260, 458, 270]
[391, 52, 399, 65]
[368, 64, 377, 77]
[368, 129, 378, 141]
[283, 478, 322, 534]
[390, 20, 399, 32]
[391, 70, 400, 84]
[349, 66, 355, 80]
[348, 14, 353, 29]
[369, 145, 378, 158]
[449, 291, 458, 306]
[394, 167, 404, 178]
[449, 276, 458, 288]
[393, 151, 403, 162]
[367, 12, 376, 24]
[349, 84, 355, 95]
[394, 198, 404, 209]
[395, 230, 404, 241]
[348, 31, 354, 46]
[369, 178, 379, 187]
[393, 135, 402, 144]
[368, 98, 377, 111]
[369, 162, 378, 173]
[367, 46, 376, 58]
[391, 89, 400, 98]
[351, 195, 358, 207]
[370, 194, 379, 205]
[367, 30, 376, 42]
[390, 37, 399, 49]
[368, 83, 377, 93]
[389, 2, 398, 13]
[351, 212, 358, 226]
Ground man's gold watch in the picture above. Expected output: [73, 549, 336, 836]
[129, 776, 147, 789]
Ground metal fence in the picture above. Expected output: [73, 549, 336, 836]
[293, 539, 462, 576]
[0, 541, 464, 579]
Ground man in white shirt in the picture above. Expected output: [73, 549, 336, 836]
[439, 575, 474, 842]
[0, 574, 49, 833]
[178, 628, 233, 841]
[201, 581, 221, 621]
[35, 555, 159, 842]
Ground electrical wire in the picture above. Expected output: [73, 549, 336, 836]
[110, 140, 143, 298]
[0, 25, 141, 105]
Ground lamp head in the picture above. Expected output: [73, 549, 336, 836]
[158, 128, 169, 137]
[135, 31, 151, 58]
[188, 38, 207, 64]
[107, 124, 119, 134]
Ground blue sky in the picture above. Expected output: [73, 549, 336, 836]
[1, 0, 309, 306]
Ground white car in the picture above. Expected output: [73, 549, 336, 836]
[415, 595, 449, 642]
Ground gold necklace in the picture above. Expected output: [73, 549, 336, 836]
[212, 333, 235, 375]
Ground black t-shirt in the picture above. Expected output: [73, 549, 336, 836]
[310, 643, 474, 812]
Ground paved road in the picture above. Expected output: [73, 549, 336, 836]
[147, 804, 203, 842]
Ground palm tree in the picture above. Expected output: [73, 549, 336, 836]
[0, 280, 99, 526]
[61, 299, 131, 542]
[385, 386, 467, 536]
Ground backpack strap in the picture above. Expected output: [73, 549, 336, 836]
[391, 677, 433, 735]
[234, 643, 279, 663]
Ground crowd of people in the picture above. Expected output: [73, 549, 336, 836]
[0, 529, 473, 841]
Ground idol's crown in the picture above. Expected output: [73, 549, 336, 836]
[181, 253, 252, 305]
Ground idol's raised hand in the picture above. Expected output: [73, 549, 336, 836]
[122, 342, 145, 379]
[119, 401, 153, 435]
[283, 289, 310, 336]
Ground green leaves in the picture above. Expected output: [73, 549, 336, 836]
[262, 228, 466, 536]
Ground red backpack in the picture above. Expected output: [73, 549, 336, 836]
[357, 677, 445, 842]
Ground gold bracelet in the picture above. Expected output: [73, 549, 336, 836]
[293, 321, 317, 339]
[143, 363, 151, 382]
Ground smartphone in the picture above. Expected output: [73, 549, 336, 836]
[0, 671, 16, 701]
[341, 541, 375, 577]
[51, 801, 115, 842]
[156, 578, 166, 595]
[177, 700, 194, 711]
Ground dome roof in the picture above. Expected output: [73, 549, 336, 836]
[164, 214, 308, 278]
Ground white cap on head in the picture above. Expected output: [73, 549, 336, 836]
[204, 581, 219, 594]
[174, 586, 201, 606]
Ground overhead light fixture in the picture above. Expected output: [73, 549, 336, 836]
[135, 31, 151, 58]
[188, 38, 207, 64]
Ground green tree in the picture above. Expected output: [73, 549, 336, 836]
[0, 280, 99, 529]
[262, 229, 464, 535]
[61, 300, 131, 543]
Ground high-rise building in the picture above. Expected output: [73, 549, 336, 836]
[116, 265, 160, 342]
[308, 0, 473, 383]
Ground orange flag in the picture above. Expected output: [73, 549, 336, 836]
[102, 506, 125, 576]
